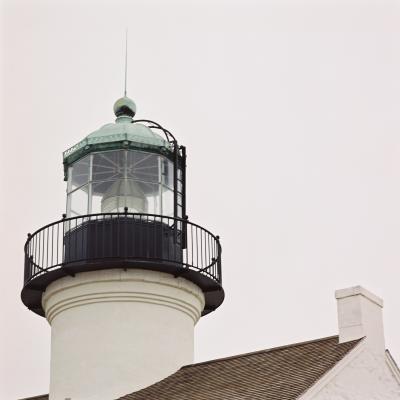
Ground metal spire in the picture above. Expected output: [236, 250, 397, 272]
[124, 29, 128, 97]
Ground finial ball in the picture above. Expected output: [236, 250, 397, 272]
[113, 96, 136, 118]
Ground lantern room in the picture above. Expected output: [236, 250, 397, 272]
[64, 97, 185, 219]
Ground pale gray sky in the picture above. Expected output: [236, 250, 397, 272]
[1, 0, 400, 398]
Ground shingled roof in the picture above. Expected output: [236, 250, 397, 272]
[118, 335, 361, 400]
[20, 335, 361, 400]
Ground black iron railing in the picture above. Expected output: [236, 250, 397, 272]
[23, 212, 222, 289]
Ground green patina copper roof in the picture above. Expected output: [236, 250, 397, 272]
[63, 97, 173, 178]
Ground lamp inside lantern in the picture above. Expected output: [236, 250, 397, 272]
[101, 179, 148, 213]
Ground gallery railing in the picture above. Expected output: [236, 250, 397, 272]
[23, 212, 222, 289]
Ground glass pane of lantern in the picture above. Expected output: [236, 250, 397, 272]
[162, 188, 174, 217]
[136, 181, 160, 214]
[91, 180, 115, 213]
[69, 185, 89, 215]
[161, 158, 173, 189]
[70, 155, 90, 191]
[92, 150, 125, 182]
[127, 151, 159, 183]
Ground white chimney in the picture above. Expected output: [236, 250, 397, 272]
[335, 285, 385, 354]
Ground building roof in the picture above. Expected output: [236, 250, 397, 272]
[119, 335, 360, 400]
[20, 335, 361, 400]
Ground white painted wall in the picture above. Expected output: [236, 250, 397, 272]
[303, 346, 400, 399]
[42, 268, 205, 400]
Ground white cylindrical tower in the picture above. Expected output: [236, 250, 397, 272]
[21, 97, 224, 400]
[43, 269, 204, 400]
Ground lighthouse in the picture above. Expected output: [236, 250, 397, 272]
[21, 97, 224, 400]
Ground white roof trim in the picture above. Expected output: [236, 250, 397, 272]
[297, 338, 366, 400]
[386, 350, 400, 384]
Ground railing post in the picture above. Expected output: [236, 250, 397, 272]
[62, 213, 66, 266]
[24, 233, 32, 284]
[182, 215, 188, 249]
[124, 207, 128, 258]
[173, 140, 178, 219]
[216, 235, 222, 285]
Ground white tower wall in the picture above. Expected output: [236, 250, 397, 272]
[42, 268, 205, 400]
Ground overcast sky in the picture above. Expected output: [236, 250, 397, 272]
[2, 0, 400, 398]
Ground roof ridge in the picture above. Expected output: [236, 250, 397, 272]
[183, 335, 340, 369]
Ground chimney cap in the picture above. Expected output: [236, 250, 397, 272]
[335, 285, 383, 308]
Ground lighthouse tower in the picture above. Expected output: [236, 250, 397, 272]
[21, 97, 224, 400]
